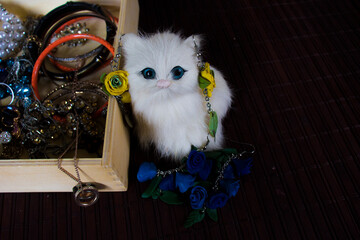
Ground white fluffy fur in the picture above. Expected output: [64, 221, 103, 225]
[122, 32, 232, 160]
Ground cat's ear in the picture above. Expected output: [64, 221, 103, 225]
[122, 33, 143, 54]
[184, 34, 203, 50]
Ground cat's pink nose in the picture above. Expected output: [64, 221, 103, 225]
[156, 79, 171, 88]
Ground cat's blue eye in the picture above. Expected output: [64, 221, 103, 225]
[171, 66, 186, 80]
[141, 68, 156, 79]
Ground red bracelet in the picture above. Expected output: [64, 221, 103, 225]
[32, 33, 115, 100]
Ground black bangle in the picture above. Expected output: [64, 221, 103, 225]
[27, 1, 117, 81]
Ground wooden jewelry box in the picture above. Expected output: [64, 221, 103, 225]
[0, 0, 139, 192]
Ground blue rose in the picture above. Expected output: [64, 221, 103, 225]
[159, 174, 175, 191]
[220, 179, 240, 197]
[207, 192, 229, 209]
[198, 159, 212, 180]
[176, 172, 196, 193]
[189, 186, 208, 209]
[186, 150, 206, 174]
[233, 157, 253, 176]
[223, 165, 235, 179]
[137, 162, 157, 182]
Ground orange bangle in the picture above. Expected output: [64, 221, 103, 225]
[32, 33, 115, 100]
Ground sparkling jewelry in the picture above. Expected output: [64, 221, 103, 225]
[0, 130, 11, 143]
[56, 129, 99, 207]
[51, 22, 90, 48]
[49, 76, 105, 207]
[1, 105, 21, 138]
[5, 58, 33, 103]
[0, 131, 11, 155]
[43, 81, 105, 101]
[0, 4, 26, 59]
[0, 140, 22, 158]
[72, 183, 99, 206]
[0, 82, 14, 105]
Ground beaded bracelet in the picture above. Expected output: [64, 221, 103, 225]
[31, 33, 115, 100]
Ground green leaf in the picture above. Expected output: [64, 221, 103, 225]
[198, 75, 211, 89]
[206, 208, 218, 222]
[184, 210, 205, 228]
[159, 191, 184, 205]
[209, 111, 218, 138]
[141, 175, 163, 198]
[100, 73, 107, 83]
[152, 188, 161, 199]
[204, 150, 223, 160]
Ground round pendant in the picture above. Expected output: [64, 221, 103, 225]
[73, 182, 99, 207]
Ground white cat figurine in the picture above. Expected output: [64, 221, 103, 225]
[122, 32, 232, 160]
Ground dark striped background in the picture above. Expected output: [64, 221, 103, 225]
[1, 0, 359, 239]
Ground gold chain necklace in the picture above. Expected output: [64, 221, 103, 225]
[56, 72, 99, 207]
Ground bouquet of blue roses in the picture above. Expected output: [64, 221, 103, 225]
[137, 146, 254, 228]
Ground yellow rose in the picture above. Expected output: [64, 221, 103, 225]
[102, 70, 129, 96]
[199, 62, 216, 97]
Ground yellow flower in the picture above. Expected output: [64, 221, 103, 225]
[199, 62, 216, 97]
[102, 70, 129, 96]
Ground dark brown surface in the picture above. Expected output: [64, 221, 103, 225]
[1, 0, 360, 239]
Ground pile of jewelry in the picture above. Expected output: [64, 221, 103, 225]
[0, 2, 118, 161]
